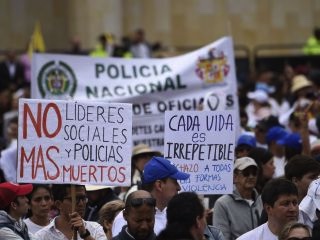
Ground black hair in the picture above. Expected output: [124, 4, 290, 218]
[261, 178, 298, 207]
[51, 184, 85, 202]
[248, 147, 274, 193]
[249, 147, 273, 165]
[285, 146, 302, 161]
[285, 155, 320, 180]
[157, 192, 204, 240]
[27, 184, 52, 201]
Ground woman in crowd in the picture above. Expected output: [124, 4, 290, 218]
[278, 222, 311, 240]
[24, 184, 53, 234]
[248, 147, 275, 193]
[98, 199, 125, 240]
[157, 192, 207, 240]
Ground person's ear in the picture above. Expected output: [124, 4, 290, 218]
[154, 180, 163, 192]
[292, 177, 299, 185]
[195, 216, 201, 229]
[264, 203, 272, 215]
[10, 201, 17, 210]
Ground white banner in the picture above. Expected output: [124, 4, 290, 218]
[164, 110, 236, 194]
[31, 37, 239, 152]
[17, 99, 132, 186]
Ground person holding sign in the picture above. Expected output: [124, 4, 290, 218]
[212, 157, 263, 240]
[35, 184, 106, 240]
[0, 182, 34, 240]
[113, 190, 156, 240]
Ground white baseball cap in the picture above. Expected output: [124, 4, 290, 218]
[234, 157, 258, 170]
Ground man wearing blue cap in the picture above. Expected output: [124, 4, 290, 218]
[277, 133, 303, 161]
[266, 126, 288, 177]
[112, 156, 190, 237]
[235, 134, 256, 158]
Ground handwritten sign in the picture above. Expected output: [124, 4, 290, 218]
[17, 99, 132, 186]
[164, 110, 236, 194]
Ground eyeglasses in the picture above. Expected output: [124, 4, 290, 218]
[286, 237, 312, 240]
[239, 168, 258, 177]
[63, 195, 88, 204]
[126, 198, 156, 208]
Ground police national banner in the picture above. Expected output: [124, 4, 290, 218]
[31, 37, 239, 152]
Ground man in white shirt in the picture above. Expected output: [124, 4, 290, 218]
[237, 178, 299, 240]
[112, 156, 190, 237]
[35, 184, 106, 240]
[265, 126, 288, 178]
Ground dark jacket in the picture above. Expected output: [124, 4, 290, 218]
[0, 210, 30, 240]
[113, 225, 156, 240]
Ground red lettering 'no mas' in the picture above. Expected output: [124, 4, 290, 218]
[23, 102, 62, 139]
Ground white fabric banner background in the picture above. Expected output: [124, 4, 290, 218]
[17, 99, 132, 186]
[31, 36, 239, 153]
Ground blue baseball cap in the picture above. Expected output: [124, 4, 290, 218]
[237, 135, 256, 148]
[266, 126, 288, 144]
[142, 156, 190, 184]
[277, 133, 302, 149]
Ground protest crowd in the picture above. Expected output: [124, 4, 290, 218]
[1, 24, 320, 240]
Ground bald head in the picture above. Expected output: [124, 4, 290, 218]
[123, 190, 156, 240]
[125, 190, 154, 211]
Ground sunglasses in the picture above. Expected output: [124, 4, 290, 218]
[64, 195, 88, 204]
[287, 237, 312, 240]
[126, 198, 156, 208]
[239, 168, 258, 177]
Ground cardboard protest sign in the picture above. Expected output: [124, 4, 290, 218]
[31, 37, 239, 152]
[164, 110, 236, 194]
[17, 99, 132, 186]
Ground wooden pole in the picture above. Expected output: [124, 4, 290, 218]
[71, 185, 78, 240]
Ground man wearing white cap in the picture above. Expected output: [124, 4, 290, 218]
[212, 157, 262, 240]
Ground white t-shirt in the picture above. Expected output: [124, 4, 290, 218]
[112, 207, 166, 237]
[236, 222, 277, 240]
[273, 156, 286, 178]
[24, 218, 48, 234]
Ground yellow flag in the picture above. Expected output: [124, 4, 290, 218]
[28, 21, 46, 57]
